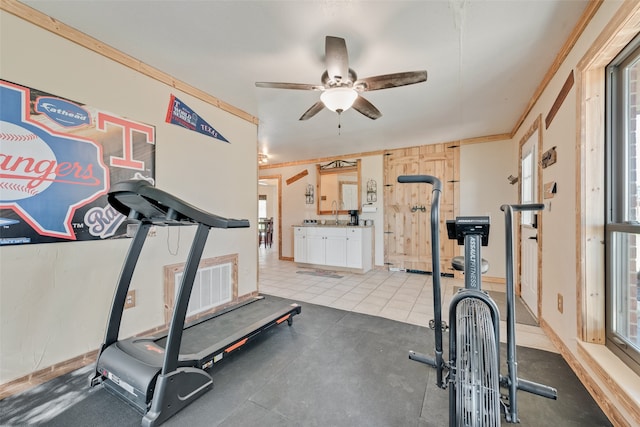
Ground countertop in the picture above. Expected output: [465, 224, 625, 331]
[294, 223, 372, 228]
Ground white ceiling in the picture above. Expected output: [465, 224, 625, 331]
[22, 0, 590, 164]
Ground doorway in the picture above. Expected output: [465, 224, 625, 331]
[383, 143, 458, 274]
[258, 175, 282, 259]
[518, 117, 542, 320]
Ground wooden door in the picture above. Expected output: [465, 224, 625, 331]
[384, 143, 458, 274]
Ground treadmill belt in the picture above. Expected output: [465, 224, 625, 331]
[156, 297, 292, 356]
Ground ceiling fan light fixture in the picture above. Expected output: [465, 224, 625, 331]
[321, 87, 358, 113]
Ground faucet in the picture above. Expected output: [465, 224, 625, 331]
[331, 200, 339, 225]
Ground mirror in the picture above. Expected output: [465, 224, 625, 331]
[317, 159, 361, 215]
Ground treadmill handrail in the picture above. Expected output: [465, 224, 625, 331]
[108, 180, 250, 228]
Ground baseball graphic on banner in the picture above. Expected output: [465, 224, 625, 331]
[0, 120, 57, 201]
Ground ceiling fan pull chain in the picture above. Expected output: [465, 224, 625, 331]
[338, 112, 342, 135]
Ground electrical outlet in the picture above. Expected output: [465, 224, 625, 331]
[125, 290, 136, 309]
[557, 293, 563, 314]
[126, 224, 157, 237]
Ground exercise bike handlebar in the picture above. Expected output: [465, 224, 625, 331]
[397, 175, 445, 388]
[500, 203, 545, 213]
[500, 201, 554, 421]
[518, 378, 558, 400]
[397, 175, 442, 191]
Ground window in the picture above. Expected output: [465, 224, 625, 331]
[521, 138, 536, 225]
[258, 194, 267, 219]
[606, 34, 640, 373]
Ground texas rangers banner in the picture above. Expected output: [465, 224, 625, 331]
[0, 79, 156, 245]
[165, 94, 229, 143]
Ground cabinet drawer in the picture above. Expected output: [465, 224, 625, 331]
[346, 228, 362, 238]
[306, 227, 346, 237]
[324, 227, 347, 237]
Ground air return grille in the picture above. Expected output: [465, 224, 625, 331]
[176, 263, 232, 318]
[164, 254, 239, 325]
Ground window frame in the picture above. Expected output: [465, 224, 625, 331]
[521, 139, 536, 226]
[605, 34, 640, 374]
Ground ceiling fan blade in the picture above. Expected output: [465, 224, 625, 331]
[355, 70, 427, 91]
[255, 82, 323, 91]
[325, 36, 350, 84]
[299, 101, 325, 120]
[352, 96, 382, 120]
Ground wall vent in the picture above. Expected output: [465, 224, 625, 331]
[175, 263, 232, 318]
[164, 254, 239, 325]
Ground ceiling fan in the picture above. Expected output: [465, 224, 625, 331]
[255, 36, 427, 121]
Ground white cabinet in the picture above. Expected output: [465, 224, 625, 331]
[306, 232, 325, 264]
[324, 229, 347, 267]
[293, 226, 372, 273]
[305, 227, 346, 267]
[345, 228, 372, 271]
[294, 227, 307, 263]
[346, 228, 363, 268]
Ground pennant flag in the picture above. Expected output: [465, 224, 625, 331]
[165, 94, 229, 143]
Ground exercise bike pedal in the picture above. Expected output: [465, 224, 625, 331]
[429, 319, 449, 331]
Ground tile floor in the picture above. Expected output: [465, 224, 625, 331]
[258, 247, 557, 353]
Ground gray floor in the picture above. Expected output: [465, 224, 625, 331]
[0, 297, 611, 427]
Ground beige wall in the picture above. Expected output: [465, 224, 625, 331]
[511, 2, 605, 341]
[4, 2, 640, 424]
[261, 2, 640, 423]
[264, 143, 515, 277]
[0, 11, 258, 384]
[459, 139, 517, 280]
[511, 1, 640, 424]
[260, 155, 385, 266]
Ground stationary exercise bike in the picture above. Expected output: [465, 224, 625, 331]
[397, 175, 557, 426]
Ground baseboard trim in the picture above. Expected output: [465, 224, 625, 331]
[0, 291, 261, 400]
[577, 341, 640, 426]
[540, 318, 628, 426]
[0, 349, 98, 400]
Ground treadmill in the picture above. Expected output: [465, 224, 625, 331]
[89, 180, 301, 426]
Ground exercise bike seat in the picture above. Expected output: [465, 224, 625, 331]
[451, 256, 489, 274]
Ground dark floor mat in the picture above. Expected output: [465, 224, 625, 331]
[0, 296, 611, 427]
